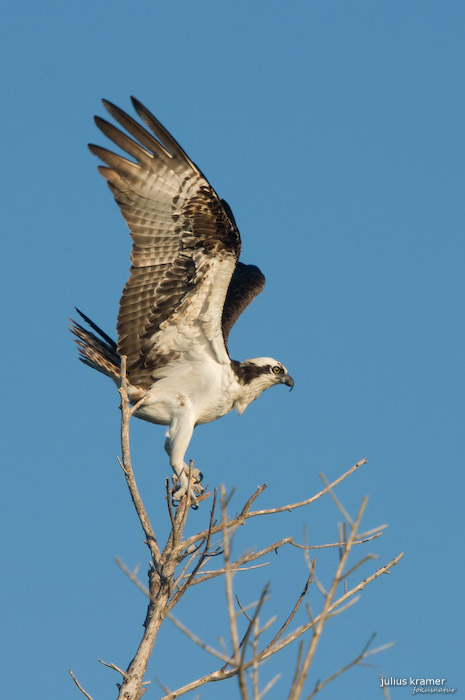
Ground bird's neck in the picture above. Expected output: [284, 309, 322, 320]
[231, 360, 272, 415]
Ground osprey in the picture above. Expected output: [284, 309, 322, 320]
[72, 97, 294, 505]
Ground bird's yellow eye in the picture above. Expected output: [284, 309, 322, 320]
[272, 366, 282, 374]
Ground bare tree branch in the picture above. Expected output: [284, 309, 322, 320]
[303, 633, 388, 699]
[167, 490, 218, 610]
[114, 358, 177, 700]
[118, 355, 161, 570]
[245, 459, 368, 519]
[287, 498, 370, 699]
[221, 485, 250, 699]
[256, 673, 281, 700]
[97, 659, 127, 678]
[69, 671, 95, 700]
[166, 612, 233, 664]
[319, 472, 353, 525]
[71, 359, 403, 700]
[254, 551, 404, 668]
[180, 459, 368, 553]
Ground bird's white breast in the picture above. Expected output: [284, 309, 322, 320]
[133, 351, 241, 427]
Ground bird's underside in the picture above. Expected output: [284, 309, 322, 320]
[71, 97, 293, 506]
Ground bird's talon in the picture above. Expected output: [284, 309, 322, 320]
[171, 470, 202, 507]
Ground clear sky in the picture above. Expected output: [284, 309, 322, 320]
[1, 1, 464, 698]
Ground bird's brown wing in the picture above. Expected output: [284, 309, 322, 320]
[89, 98, 241, 385]
[222, 262, 266, 347]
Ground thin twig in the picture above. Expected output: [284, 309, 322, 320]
[327, 595, 361, 618]
[166, 478, 176, 530]
[154, 675, 172, 695]
[238, 484, 268, 517]
[320, 472, 353, 525]
[266, 565, 315, 656]
[116, 558, 150, 596]
[167, 612, 232, 664]
[236, 594, 253, 623]
[238, 583, 270, 665]
[181, 459, 368, 552]
[221, 486, 250, 699]
[342, 554, 378, 580]
[69, 671, 95, 700]
[129, 392, 149, 416]
[246, 459, 368, 519]
[289, 640, 305, 699]
[304, 633, 392, 699]
[187, 561, 271, 584]
[97, 658, 127, 678]
[168, 490, 218, 610]
[252, 616, 260, 699]
[256, 673, 281, 700]
[118, 356, 161, 569]
[257, 616, 277, 636]
[289, 532, 384, 549]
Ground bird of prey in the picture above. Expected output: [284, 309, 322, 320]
[71, 97, 294, 506]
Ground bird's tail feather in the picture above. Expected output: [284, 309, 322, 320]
[70, 308, 121, 382]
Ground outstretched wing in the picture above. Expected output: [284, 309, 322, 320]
[89, 98, 241, 386]
[222, 262, 266, 346]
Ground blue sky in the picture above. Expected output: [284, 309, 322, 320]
[1, 1, 464, 698]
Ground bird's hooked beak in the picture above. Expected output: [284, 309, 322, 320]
[282, 374, 294, 391]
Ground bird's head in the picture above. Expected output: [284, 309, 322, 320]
[235, 357, 294, 391]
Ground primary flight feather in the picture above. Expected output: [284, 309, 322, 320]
[71, 97, 293, 505]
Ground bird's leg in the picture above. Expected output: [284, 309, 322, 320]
[165, 410, 203, 506]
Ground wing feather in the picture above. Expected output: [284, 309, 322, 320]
[94, 116, 154, 164]
[89, 145, 140, 177]
[131, 96, 201, 171]
[222, 263, 266, 346]
[102, 99, 175, 160]
[90, 99, 241, 385]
